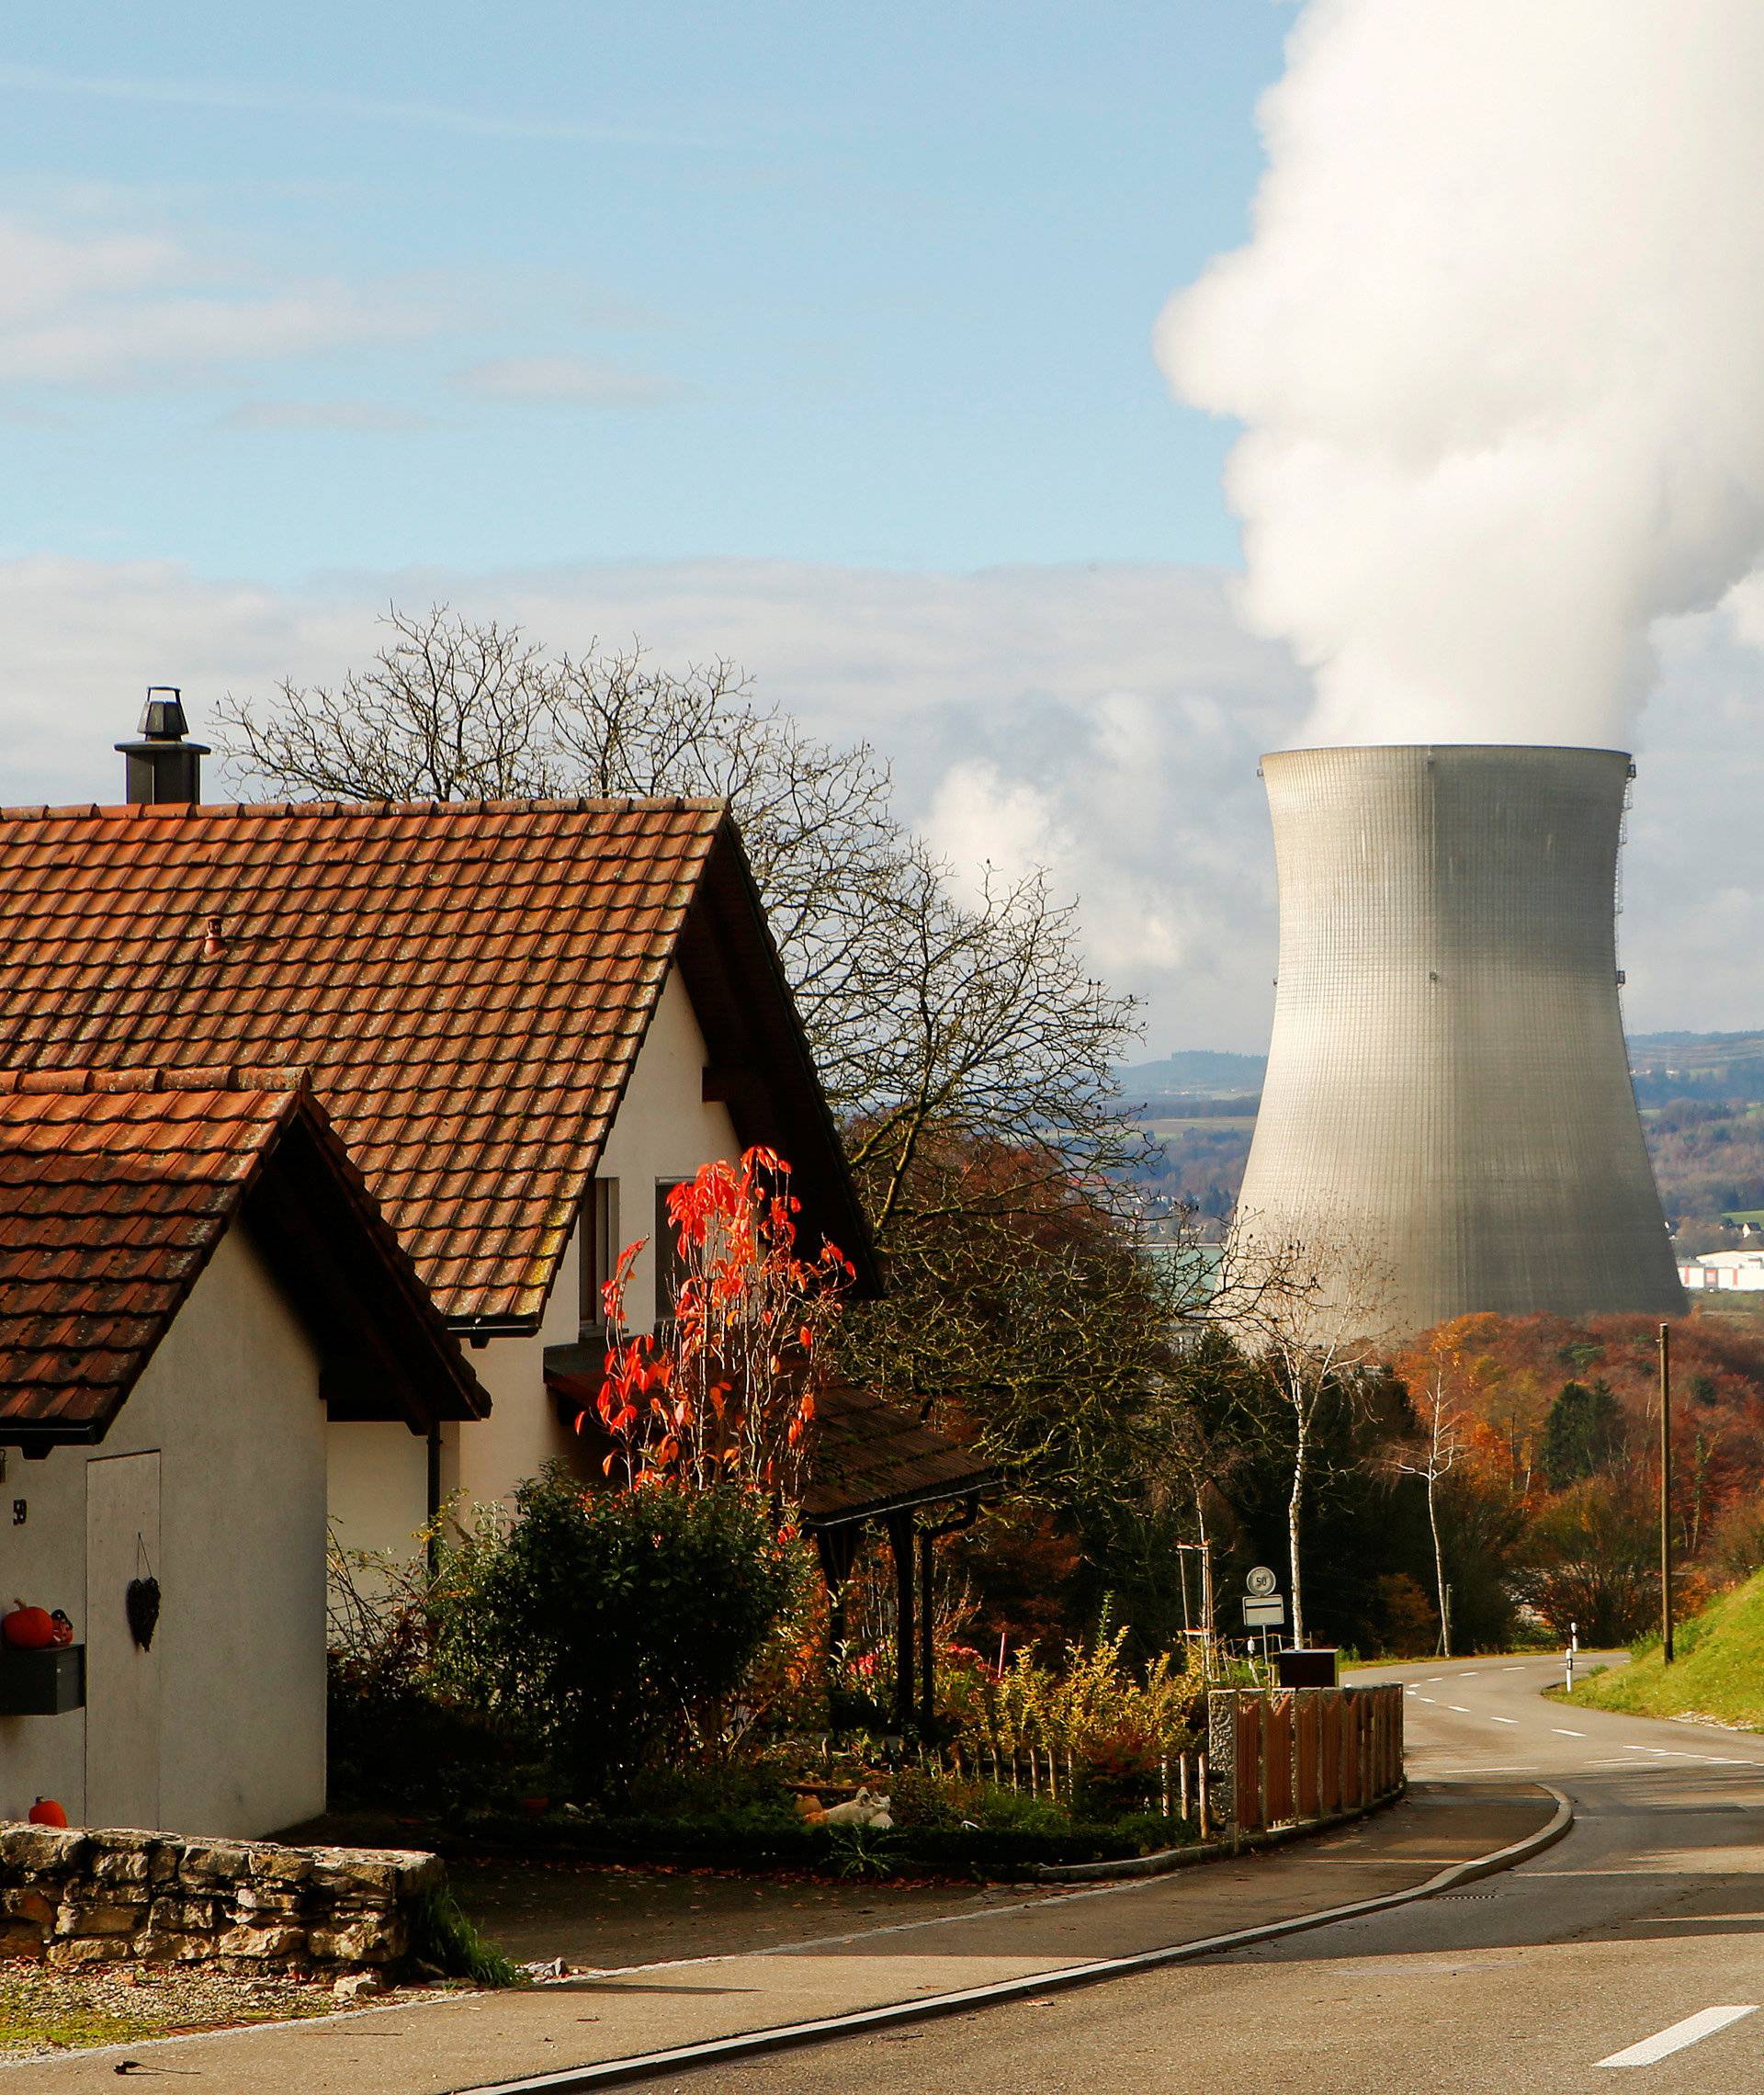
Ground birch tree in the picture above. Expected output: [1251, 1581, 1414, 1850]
[1233, 1228, 1389, 1649]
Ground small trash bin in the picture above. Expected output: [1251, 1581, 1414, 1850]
[1275, 1647, 1338, 1688]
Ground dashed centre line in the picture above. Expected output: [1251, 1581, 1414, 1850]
[1447, 1705, 1472, 1714]
[1489, 1716, 1519, 1726]
[1596, 2005, 1758, 2068]
[1554, 1727, 1586, 1737]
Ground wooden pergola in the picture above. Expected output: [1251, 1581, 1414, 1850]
[802, 1384, 1001, 1736]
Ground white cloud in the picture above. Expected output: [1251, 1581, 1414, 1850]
[0, 213, 425, 388]
[4, 552, 1763, 1055]
[456, 357, 690, 407]
[219, 400, 432, 433]
[1159, 1, 1764, 751]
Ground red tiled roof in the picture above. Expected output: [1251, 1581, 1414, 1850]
[0, 796, 818, 1326]
[0, 1065, 487, 1434]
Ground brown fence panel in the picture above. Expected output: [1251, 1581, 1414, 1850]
[1295, 1691, 1320, 1818]
[1319, 1690, 1341, 1813]
[1341, 1693, 1363, 1806]
[1209, 1684, 1401, 1839]
[1235, 1695, 1264, 1830]
[1264, 1693, 1295, 1825]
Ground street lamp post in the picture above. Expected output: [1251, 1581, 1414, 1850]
[1660, 1321, 1674, 1666]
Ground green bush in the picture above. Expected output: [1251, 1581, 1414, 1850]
[431, 1466, 803, 1798]
[889, 1769, 1076, 1838]
[624, 1761, 795, 1820]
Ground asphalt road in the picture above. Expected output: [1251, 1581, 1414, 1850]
[666, 1653, 1764, 2093]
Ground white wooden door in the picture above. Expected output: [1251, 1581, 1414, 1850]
[85, 1452, 161, 1830]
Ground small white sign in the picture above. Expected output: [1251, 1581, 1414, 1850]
[1246, 1565, 1279, 1598]
[1242, 1596, 1286, 1627]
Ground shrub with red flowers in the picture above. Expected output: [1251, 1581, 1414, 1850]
[391, 1150, 854, 1799]
[586, 1146, 854, 1499]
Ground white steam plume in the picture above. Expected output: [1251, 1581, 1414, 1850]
[1158, 0, 1764, 748]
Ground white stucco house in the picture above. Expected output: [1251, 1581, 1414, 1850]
[0, 1065, 485, 1838]
[0, 750, 877, 1568]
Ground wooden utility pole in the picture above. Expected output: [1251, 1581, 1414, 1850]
[1659, 1322, 1674, 1665]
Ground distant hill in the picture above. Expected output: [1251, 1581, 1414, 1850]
[1117, 1050, 1266, 1100]
[1120, 1032, 1764, 1231]
[1627, 1031, 1764, 1104]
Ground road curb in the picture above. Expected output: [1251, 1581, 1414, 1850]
[1030, 1780, 1408, 1883]
[455, 1784, 1574, 2094]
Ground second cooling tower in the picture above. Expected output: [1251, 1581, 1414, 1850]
[1234, 744, 1684, 1336]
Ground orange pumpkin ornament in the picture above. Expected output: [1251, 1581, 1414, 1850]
[2, 1603, 54, 1650]
[27, 1798, 67, 1828]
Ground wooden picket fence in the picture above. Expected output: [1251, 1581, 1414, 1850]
[913, 1739, 1213, 1832]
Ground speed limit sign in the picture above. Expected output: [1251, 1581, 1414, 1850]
[1246, 1565, 1278, 1598]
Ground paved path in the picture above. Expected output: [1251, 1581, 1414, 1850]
[8, 1759, 1549, 2089]
[660, 1654, 1764, 2094]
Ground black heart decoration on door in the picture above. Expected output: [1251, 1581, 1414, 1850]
[126, 1534, 160, 1650]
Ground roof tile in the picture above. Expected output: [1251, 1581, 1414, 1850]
[0, 797, 728, 1322]
[0, 1075, 299, 1424]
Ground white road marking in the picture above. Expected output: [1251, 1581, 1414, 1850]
[1459, 1671, 1480, 1678]
[1489, 1716, 1519, 1726]
[1447, 1705, 1472, 1713]
[1596, 2005, 1758, 2068]
[1501, 1665, 1526, 1672]
[1553, 1727, 1586, 1737]
[1416, 1696, 1437, 1704]
[1424, 1677, 1444, 1683]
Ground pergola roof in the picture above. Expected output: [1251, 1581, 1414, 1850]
[802, 1383, 1001, 1529]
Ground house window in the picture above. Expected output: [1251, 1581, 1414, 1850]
[579, 1175, 620, 1340]
[655, 1180, 690, 1325]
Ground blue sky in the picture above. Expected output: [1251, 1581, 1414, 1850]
[0, 3, 1286, 578]
[5, 4, 1760, 1054]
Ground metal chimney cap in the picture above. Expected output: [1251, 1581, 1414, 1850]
[138, 686, 192, 742]
[116, 686, 209, 767]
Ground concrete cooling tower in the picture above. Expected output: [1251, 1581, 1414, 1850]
[1232, 744, 1685, 1338]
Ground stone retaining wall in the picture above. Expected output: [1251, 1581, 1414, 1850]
[0, 1821, 444, 1973]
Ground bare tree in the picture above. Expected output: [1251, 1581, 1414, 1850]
[1230, 1224, 1390, 1649]
[1391, 1368, 1464, 1656]
[218, 606, 564, 802]
[217, 605, 1149, 1261]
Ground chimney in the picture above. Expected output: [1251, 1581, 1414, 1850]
[115, 688, 209, 806]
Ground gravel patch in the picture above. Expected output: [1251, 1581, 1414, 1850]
[0, 1959, 463, 2062]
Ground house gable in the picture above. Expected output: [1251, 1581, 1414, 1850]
[0, 1065, 484, 1448]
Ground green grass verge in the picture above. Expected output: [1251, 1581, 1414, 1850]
[1562, 1568, 1764, 1729]
[408, 1884, 525, 1987]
